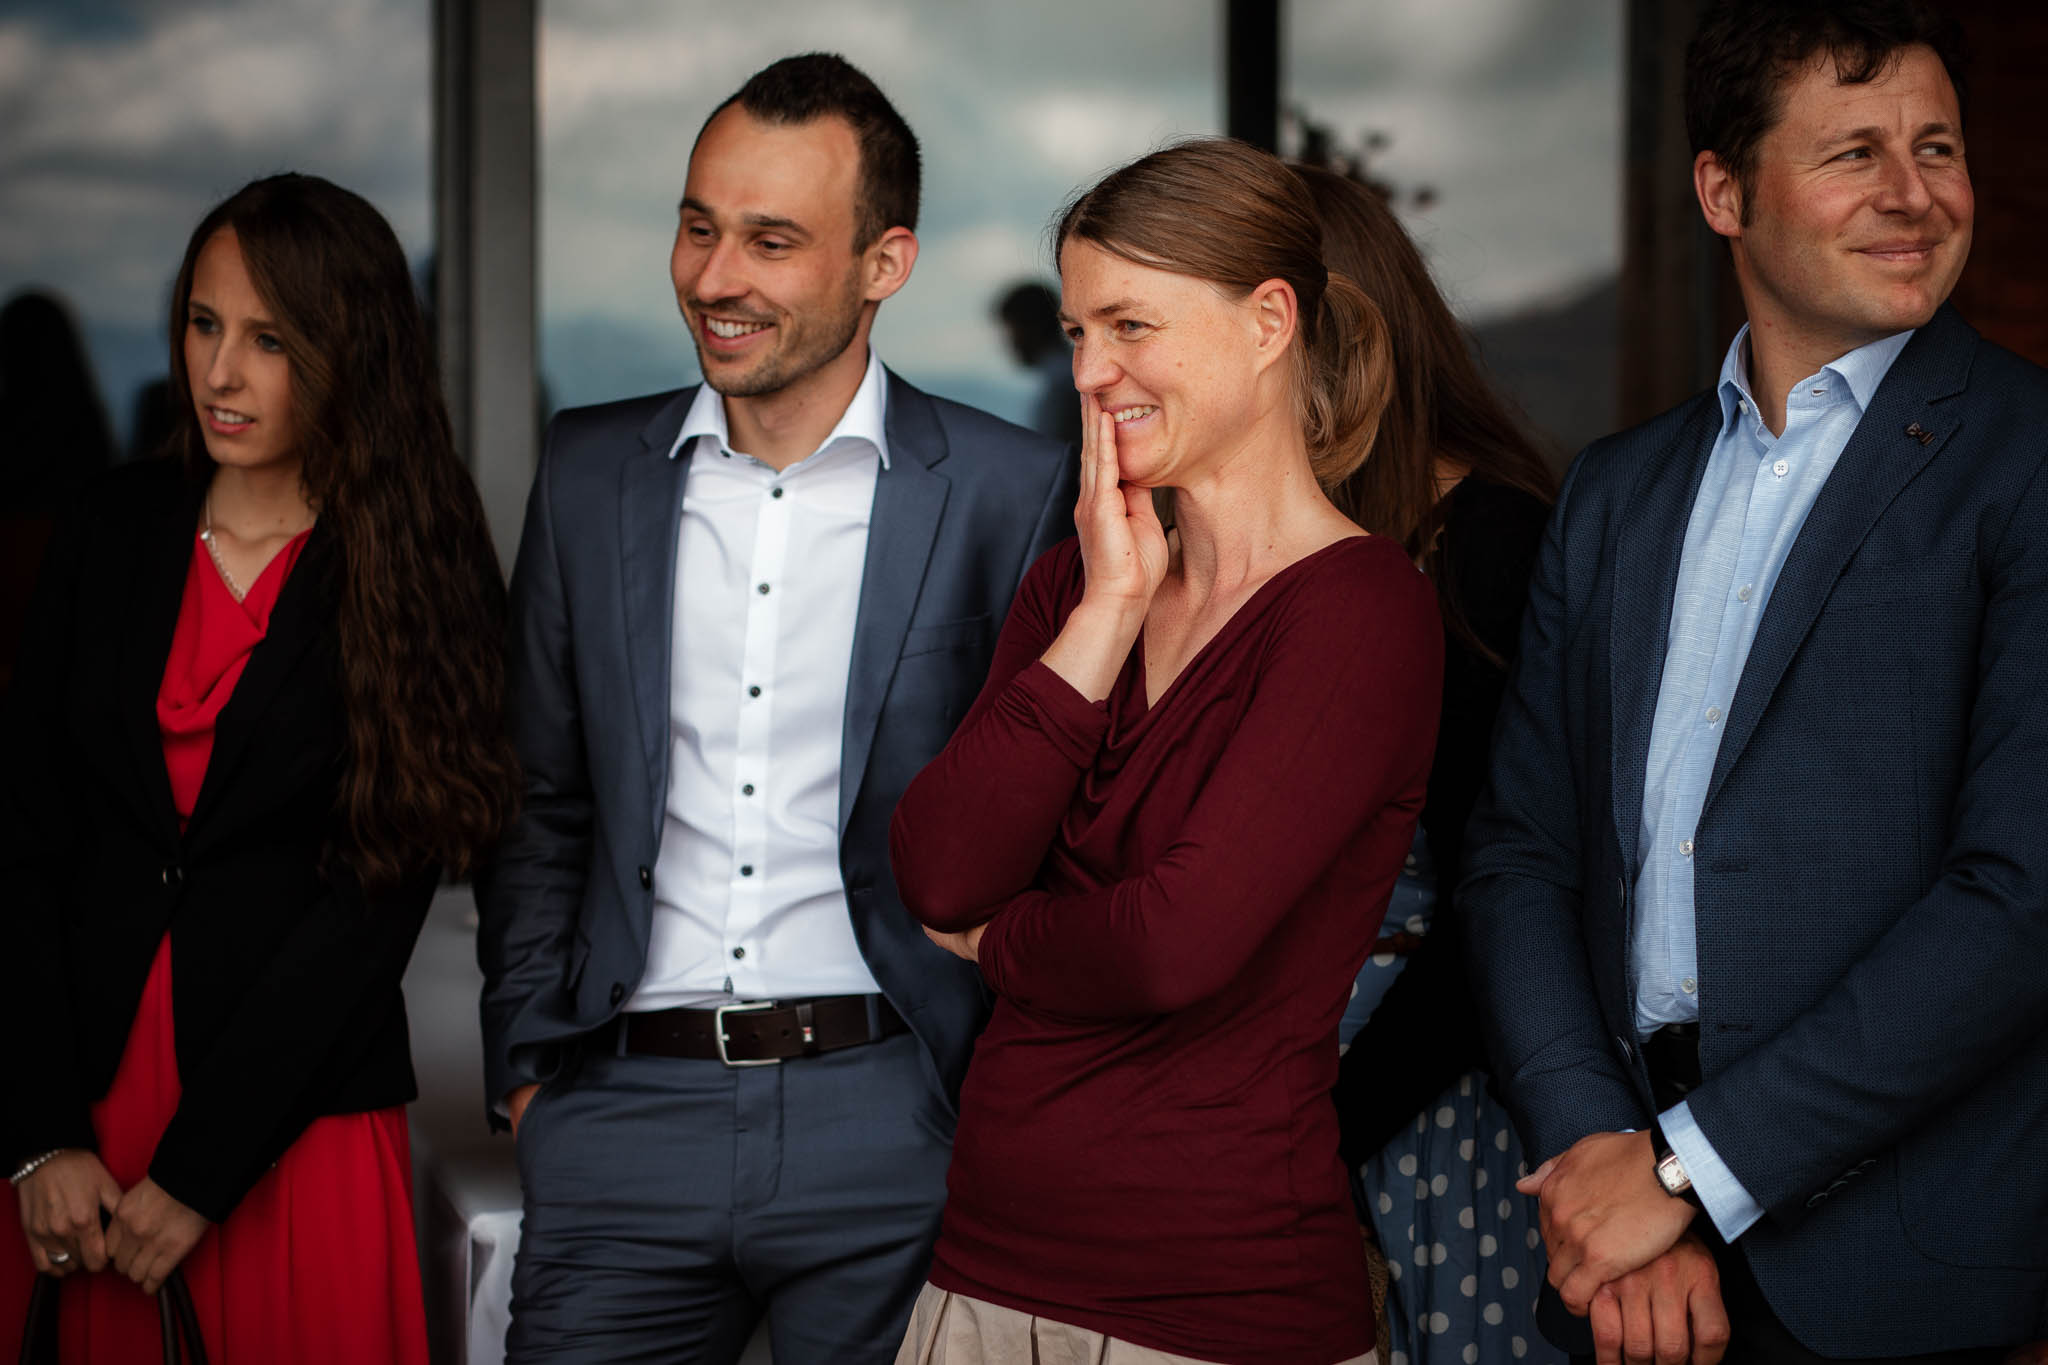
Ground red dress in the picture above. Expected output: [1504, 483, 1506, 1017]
[0, 529, 428, 1364]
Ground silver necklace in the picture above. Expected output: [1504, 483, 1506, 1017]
[199, 492, 246, 602]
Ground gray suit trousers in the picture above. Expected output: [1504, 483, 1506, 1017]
[507, 1030, 952, 1365]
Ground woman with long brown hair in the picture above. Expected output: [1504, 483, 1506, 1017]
[890, 138, 1442, 1365]
[1298, 163, 1564, 1364]
[0, 172, 517, 1361]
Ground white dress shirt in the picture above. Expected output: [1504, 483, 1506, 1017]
[627, 350, 890, 1011]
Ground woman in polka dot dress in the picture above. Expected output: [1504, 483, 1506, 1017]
[1298, 164, 1565, 1365]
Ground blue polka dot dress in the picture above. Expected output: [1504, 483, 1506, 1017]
[1339, 832, 1563, 1365]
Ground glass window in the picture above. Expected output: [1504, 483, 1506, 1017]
[538, 0, 1220, 431]
[1284, 0, 1624, 459]
[0, 0, 434, 465]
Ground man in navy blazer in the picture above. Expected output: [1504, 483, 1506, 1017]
[476, 55, 1073, 1363]
[1464, 3, 2048, 1361]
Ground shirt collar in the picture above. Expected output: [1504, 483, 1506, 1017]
[1715, 324, 1916, 434]
[667, 347, 892, 469]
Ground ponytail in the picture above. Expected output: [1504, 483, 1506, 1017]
[1055, 139, 1401, 495]
[1298, 268, 1393, 491]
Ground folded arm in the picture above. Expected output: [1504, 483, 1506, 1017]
[974, 559, 1443, 1020]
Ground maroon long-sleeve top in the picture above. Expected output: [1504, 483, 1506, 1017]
[891, 533, 1443, 1365]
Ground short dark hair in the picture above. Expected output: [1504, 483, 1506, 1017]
[702, 53, 920, 249]
[1685, 0, 1967, 207]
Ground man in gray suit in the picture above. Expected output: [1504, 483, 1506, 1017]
[477, 53, 1075, 1364]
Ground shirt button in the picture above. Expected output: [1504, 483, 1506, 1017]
[1737, 399, 1748, 414]
[770, 487, 784, 499]
[1681, 977, 1698, 995]
[747, 684, 762, 698]
[1679, 839, 1694, 857]
[1705, 706, 1721, 723]
[756, 582, 771, 595]
[1773, 459, 1789, 478]
[731, 947, 746, 960]
[1810, 386, 1827, 396]
[741, 783, 755, 796]
[740, 864, 754, 877]
[1737, 584, 1753, 603]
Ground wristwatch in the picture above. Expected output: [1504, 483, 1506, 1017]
[1648, 1117, 1705, 1210]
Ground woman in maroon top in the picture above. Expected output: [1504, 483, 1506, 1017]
[890, 140, 1443, 1365]
[1, 175, 516, 1361]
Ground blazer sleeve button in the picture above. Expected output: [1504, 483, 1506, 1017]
[609, 983, 625, 1006]
[638, 865, 652, 889]
[161, 864, 183, 887]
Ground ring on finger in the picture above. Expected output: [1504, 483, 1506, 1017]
[48, 1249, 72, 1265]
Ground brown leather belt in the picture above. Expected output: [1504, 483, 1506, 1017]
[602, 995, 907, 1066]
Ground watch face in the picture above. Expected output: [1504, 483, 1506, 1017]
[1656, 1152, 1692, 1196]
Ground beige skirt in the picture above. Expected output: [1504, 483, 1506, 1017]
[895, 1284, 1379, 1365]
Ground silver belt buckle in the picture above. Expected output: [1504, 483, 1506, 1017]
[714, 1000, 779, 1067]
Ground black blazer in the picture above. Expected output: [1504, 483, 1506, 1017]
[1, 458, 435, 1223]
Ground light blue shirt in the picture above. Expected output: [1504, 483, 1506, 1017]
[1632, 324, 1913, 1240]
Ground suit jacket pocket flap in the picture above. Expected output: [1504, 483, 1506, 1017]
[900, 614, 990, 659]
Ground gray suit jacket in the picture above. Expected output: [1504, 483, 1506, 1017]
[476, 369, 1075, 1124]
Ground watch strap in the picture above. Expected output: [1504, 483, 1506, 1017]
[1648, 1116, 1706, 1210]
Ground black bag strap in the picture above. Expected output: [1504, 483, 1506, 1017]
[15, 1274, 56, 1365]
[160, 1270, 209, 1365]
[17, 1269, 209, 1365]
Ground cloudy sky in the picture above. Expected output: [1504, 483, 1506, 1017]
[536, 0, 1224, 419]
[0, 0, 432, 446]
[1288, 0, 1623, 316]
[0, 0, 1620, 441]
[537, 0, 1622, 419]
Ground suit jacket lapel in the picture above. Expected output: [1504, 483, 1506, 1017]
[1609, 396, 1721, 873]
[1703, 308, 1974, 813]
[840, 371, 949, 834]
[620, 390, 696, 845]
[187, 522, 338, 835]
[119, 480, 205, 844]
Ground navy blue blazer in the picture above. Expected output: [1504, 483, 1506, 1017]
[1462, 306, 2048, 1354]
[476, 370, 1075, 1124]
